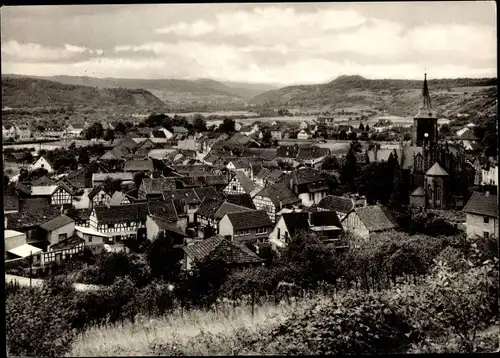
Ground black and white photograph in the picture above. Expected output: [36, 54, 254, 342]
[2, 2, 498, 356]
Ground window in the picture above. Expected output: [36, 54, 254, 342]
[277, 228, 281, 240]
[58, 233, 67, 241]
[232, 185, 237, 191]
[245, 229, 250, 236]
[484, 231, 489, 239]
[109, 223, 115, 228]
[88, 236, 93, 243]
[484, 217, 490, 224]
[256, 227, 267, 235]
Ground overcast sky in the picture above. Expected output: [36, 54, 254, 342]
[1, 2, 497, 86]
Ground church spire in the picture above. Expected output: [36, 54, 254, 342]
[422, 73, 432, 114]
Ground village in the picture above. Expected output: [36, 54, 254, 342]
[3, 75, 498, 278]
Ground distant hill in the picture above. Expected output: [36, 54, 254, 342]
[2, 74, 277, 105]
[250, 75, 498, 117]
[1, 76, 167, 110]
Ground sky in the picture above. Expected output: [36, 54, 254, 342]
[1, 2, 497, 86]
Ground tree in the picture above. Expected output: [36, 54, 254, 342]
[339, 130, 348, 140]
[78, 149, 90, 166]
[262, 130, 272, 146]
[193, 114, 207, 132]
[439, 123, 451, 137]
[103, 177, 122, 195]
[348, 131, 358, 140]
[365, 124, 370, 132]
[84, 122, 104, 140]
[340, 141, 362, 188]
[103, 129, 115, 142]
[359, 132, 369, 141]
[321, 156, 340, 170]
[4, 172, 10, 191]
[147, 231, 182, 283]
[359, 123, 365, 131]
[114, 121, 127, 135]
[219, 118, 235, 133]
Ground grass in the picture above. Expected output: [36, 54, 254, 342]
[69, 294, 330, 356]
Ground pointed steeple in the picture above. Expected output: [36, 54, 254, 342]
[422, 73, 432, 115]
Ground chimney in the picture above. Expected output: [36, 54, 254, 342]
[279, 198, 283, 210]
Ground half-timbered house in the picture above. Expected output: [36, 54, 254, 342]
[88, 184, 112, 208]
[90, 202, 148, 243]
[252, 182, 300, 222]
[223, 172, 256, 196]
[108, 191, 132, 206]
[29, 184, 73, 206]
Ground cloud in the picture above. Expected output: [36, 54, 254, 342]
[156, 20, 215, 37]
[2, 40, 104, 61]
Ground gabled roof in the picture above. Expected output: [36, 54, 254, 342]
[214, 201, 252, 220]
[88, 184, 109, 199]
[108, 191, 131, 206]
[6, 206, 61, 230]
[140, 178, 177, 195]
[15, 181, 32, 196]
[196, 197, 251, 219]
[310, 211, 342, 228]
[147, 199, 179, 221]
[282, 212, 310, 237]
[291, 169, 327, 185]
[150, 215, 186, 237]
[124, 159, 154, 172]
[50, 235, 85, 251]
[194, 186, 221, 202]
[255, 182, 300, 207]
[163, 188, 201, 205]
[40, 215, 75, 232]
[355, 205, 398, 232]
[94, 202, 148, 223]
[463, 191, 498, 218]
[30, 175, 56, 186]
[226, 193, 257, 210]
[425, 162, 449, 176]
[226, 210, 272, 230]
[172, 126, 188, 133]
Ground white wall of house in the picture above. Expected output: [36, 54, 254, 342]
[31, 157, 53, 173]
[466, 213, 499, 239]
[297, 130, 309, 140]
[4, 231, 27, 252]
[73, 188, 91, 209]
[218, 215, 235, 239]
[268, 216, 290, 246]
[253, 195, 277, 222]
[46, 222, 76, 246]
[51, 187, 72, 205]
[146, 215, 161, 241]
[298, 190, 328, 207]
[92, 190, 111, 208]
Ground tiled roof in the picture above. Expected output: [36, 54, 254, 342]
[426, 162, 449, 176]
[233, 172, 255, 194]
[50, 235, 85, 251]
[184, 235, 225, 261]
[292, 169, 327, 185]
[163, 188, 201, 204]
[226, 210, 272, 230]
[196, 197, 225, 218]
[215, 201, 252, 220]
[19, 197, 51, 210]
[16, 182, 32, 196]
[7, 244, 43, 258]
[88, 185, 107, 199]
[124, 159, 154, 172]
[194, 186, 221, 202]
[140, 178, 177, 196]
[463, 191, 498, 218]
[226, 193, 257, 210]
[151, 215, 186, 236]
[172, 165, 215, 176]
[95, 202, 148, 224]
[318, 195, 354, 214]
[147, 199, 179, 221]
[277, 145, 301, 158]
[40, 215, 75, 232]
[66, 209, 91, 221]
[255, 183, 300, 207]
[4, 195, 20, 212]
[355, 205, 398, 232]
[282, 212, 310, 237]
[6, 207, 61, 230]
[296, 146, 329, 160]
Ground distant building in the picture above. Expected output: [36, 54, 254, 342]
[463, 191, 498, 239]
[342, 204, 399, 240]
[219, 210, 273, 244]
[31, 156, 54, 173]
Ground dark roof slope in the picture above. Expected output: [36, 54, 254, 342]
[310, 211, 342, 228]
[255, 182, 300, 207]
[50, 235, 85, 251]
[318, 195, 354, 214]
[196, 197, 225, 218]
[233, 171, 255, 194]
[194, 186, 221, 202]
[140, 178, 176, 195]
[163, 189, 201, 204]
[6, 207, 61, 230]
[95, 202, 148, 223]
[147, 199, 179, 221]
[40, 215, 75, 232]
[4, 194, 20, 212]
[282, 212, 310, 237]
[355, 205, 398, 232]
[226, 210, 272, 230]
[124, 159, 154, 172]
[463, 191, 498, 218]
[226, 193, 257, 209]
[31, 175, 56, 186]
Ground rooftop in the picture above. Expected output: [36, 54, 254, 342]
[40, 215, 75, 232]
[226, 210, 273, 230]
[463, 191, 498, 218]
[7, 243, 43, 258]
[355, 205, 399, 232]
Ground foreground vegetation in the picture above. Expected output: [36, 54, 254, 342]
[6, 229, 499, 356]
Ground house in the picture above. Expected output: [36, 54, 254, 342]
[289, 169, 330, 207]
[342, 205, 399, 240]
[66, 123, 85, 138]
[219, 210, 273, 244]
[270, 123, 283, 141]
[295, 146, 330, 169]
[39, 215, 76, 248]
[91, 172, 134, 187]
[195, 197, 253, 239]
[226, 193, 257, 210]
[124, 159, 154, 173]
[177, 136, 198, 151]
[3, 124, 16, 140]
[146, 215, 186, 244]
[15, 125, 31, 140]
[253, 183, 301, 222]
[66, 209, 92, 228]
[163, 188, 202, 223]
[41, 235, 85, 266]
[30, 184, 73, 206]
[88, 184, 112, 208]
[268, 211, 343, 251]
[5, 206, 61, 244]
[6, 243, 43, 263]
[172, 126, 189, 135]
[138, 178, 176, 200]
[151, 126, 173, 140]
[44, 127, 64, 138]
[90, 202, 148, 243]
[299, 121, 309, 130]
[297, 129, 312, 140]
[182, 234, 263, 271]
[254, 168, 285, 187]
[317, 194, 366, 221]
[147, 199, 184, 229]
[108, 191, 132, 206]
[75, 225, 111, 252]
[4, 230, 27, 258]
[194, 186, 222, 202]
[463, 191, 498, 239]
[31, 156, 54, 173]
[223, 172, 255, 196]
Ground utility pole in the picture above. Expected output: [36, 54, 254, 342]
[29, 251, 33, 290]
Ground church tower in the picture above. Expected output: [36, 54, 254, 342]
[413, 73, 438, 147]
